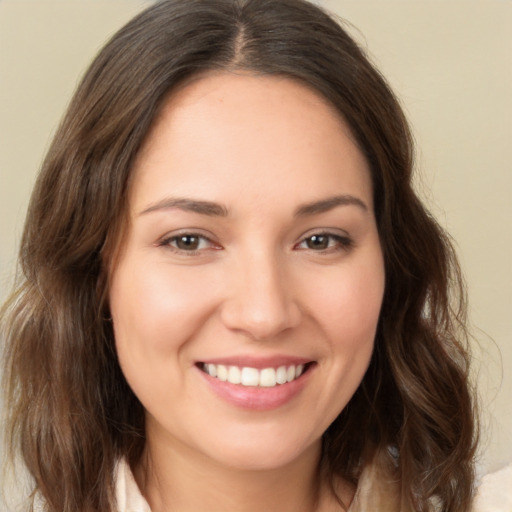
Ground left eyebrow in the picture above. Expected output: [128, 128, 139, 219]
[139, 197, 229, 217]
[294, 195, 369, 217]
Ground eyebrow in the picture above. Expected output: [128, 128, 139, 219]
[294, 195, 368, 216]
[139, 198, 228, 217]
[139, 194, 368, 218]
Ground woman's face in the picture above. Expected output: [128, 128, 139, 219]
[109, 73, 385, 471]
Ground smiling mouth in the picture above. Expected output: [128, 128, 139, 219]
[198, 362, 314, 388]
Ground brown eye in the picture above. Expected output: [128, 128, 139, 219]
[159, 232, 222, 254]
[174, 234, 201, 251]
[160, 233, 213, 252]
[305, 234, 329, 250]
[296, 232, 353, 252]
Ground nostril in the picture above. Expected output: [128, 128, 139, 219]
[218, 263, 302, 339]
[219, 299, 302, 340]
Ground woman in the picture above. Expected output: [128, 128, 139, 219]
[1, 0, 478, 511]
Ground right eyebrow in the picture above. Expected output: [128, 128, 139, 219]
[294, 194, 368, 217]
[138, 197, 229, 217]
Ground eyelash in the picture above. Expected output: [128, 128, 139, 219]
[294, 232, 354, 253]
[158, 230, 353, 256]
[158, 233, 219, 255]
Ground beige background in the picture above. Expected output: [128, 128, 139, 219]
[1, 0, 510, 501]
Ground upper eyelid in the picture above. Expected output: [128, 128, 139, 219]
[159, 228, 216, 242]
[156, 228, 352, 248]
[297, 227, 351, 240]
[294, 229, 354, 250]
[297, 233, 351, 244]
[157, 231, 219, 251]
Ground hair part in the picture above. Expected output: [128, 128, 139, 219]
[2, 1, 478, 511]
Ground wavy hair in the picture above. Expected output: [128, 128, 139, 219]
[1, 1, 477, 511]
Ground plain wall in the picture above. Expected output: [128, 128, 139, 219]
[1, 0, 511, 505]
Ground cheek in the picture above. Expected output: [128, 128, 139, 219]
[293, 257, 384, 435]
[108, 259, 222, 415]
[313, 259, 385, 347]
[109, 259, 217, 356]
[306, 253, 385, 411]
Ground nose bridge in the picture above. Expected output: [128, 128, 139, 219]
[221, 246, 300, 339]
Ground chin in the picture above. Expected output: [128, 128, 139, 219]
[201, 432, 321, 472]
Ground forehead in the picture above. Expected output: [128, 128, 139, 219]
[129, 72, 372, 215]
[144, 71, 357, 150]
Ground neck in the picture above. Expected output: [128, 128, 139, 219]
[135, 434, 336, 512]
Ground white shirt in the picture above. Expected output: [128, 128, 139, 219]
[114, 458, 512, 512]
[113, 455, 400, 512]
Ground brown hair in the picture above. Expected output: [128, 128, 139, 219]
[1, 1, 478, 511]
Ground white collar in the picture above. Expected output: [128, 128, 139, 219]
[115, 459, 151, 512]
[114, 454, 399, 512]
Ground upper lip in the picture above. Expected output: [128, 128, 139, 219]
[197, 355, 313, 369]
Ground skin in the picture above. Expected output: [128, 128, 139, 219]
[109, 72, 385, 512]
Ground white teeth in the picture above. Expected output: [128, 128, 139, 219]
[217, 364, 228, 381]
[206, 364, 217, 378]
[276, 366, 287, 385]
[241, 367, 259, 386]
[259, 368, 276, 387]
[202, 363, 308, 387]
[228, 366, 241, 384]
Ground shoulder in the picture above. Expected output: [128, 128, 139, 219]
[472, 464, 512, 512]
[30, 459, 152, 512]
[348, 449, 400, 512]
[114, 458, 152, 512]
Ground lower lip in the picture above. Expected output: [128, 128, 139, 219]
[197, 365, 313, 411]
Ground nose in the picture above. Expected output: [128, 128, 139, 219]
[220, 251, 302, 340]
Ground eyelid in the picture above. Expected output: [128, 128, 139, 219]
[294, 229, 354, 251]
[156, 228, 353, 255]
[157, 229, 222, 254]
[297, 227, 351, 241]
